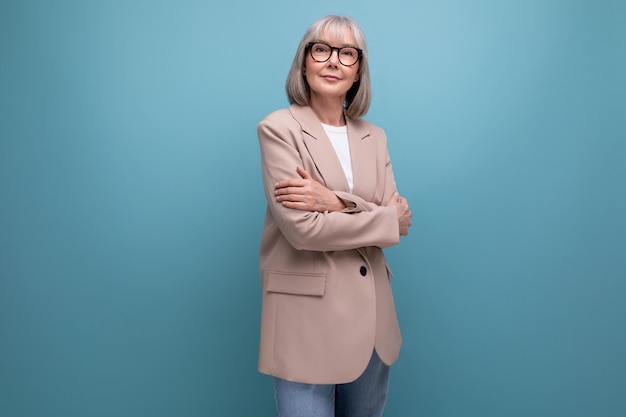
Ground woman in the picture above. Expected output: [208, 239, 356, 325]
[257, 15, 412, 417]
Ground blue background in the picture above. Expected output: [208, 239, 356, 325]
[1, 0, 624, 416]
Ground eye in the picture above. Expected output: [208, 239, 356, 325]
[314, 44, 330, 53]
[341, 48, 356, 57]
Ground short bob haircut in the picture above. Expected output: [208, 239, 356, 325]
[285, 15, 371, 120]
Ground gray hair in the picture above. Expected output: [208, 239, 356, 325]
[285, 15, 371, 120]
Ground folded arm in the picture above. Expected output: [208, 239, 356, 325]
[275, 166, 412, 236]
[258, 118, 403, 251]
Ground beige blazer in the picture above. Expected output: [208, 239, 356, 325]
[257, 104, 403, 384]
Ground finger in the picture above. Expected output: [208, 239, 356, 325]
[296, 166, 312, 180]
[277, 194, 306, 205]
[277, 194, 302, 203]
[282, 201, 311, 211]
[275, 186, 304, 196]
[275, 180, 294, 189]
[275, 179, 304, 190]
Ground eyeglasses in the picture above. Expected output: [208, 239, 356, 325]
[306, 42, 362, 67]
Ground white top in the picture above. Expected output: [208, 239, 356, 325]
[321, 123, 353, 193]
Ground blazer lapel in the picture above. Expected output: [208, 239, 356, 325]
[346, 117, 375, 200]
[289, 105, 350, 192]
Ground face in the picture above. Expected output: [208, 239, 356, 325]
[304, 29, 361, 104]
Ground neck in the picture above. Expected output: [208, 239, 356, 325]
[309, 94, 346, 126]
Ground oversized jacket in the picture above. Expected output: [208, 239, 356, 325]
[257, 104, 402, 384]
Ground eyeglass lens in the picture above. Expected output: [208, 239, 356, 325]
[309, 43, 359, 66]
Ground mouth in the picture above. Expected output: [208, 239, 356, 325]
[321, 75, 341, 81]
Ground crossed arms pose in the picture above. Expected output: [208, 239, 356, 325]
[275, 165, 412, 236]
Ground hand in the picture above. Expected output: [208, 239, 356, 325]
[385, 192, 412, 236]
[274, 166, 346, 212]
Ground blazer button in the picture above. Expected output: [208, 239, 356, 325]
[359, 266, 367, 276]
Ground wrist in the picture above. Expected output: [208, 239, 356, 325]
[333, 197, 346, 212]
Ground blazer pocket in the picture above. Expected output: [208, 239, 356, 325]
[266, 271, 327, 296]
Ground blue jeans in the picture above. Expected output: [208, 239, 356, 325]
[273, 350, 390, 417]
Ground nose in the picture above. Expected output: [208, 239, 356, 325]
[327, 49, 340, 65]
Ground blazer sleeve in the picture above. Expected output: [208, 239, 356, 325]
[258, 117, 400, 252]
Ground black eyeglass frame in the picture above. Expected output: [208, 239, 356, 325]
[306, 42, 363, 67]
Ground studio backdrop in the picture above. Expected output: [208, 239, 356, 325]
[1, 0, 624, 416]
